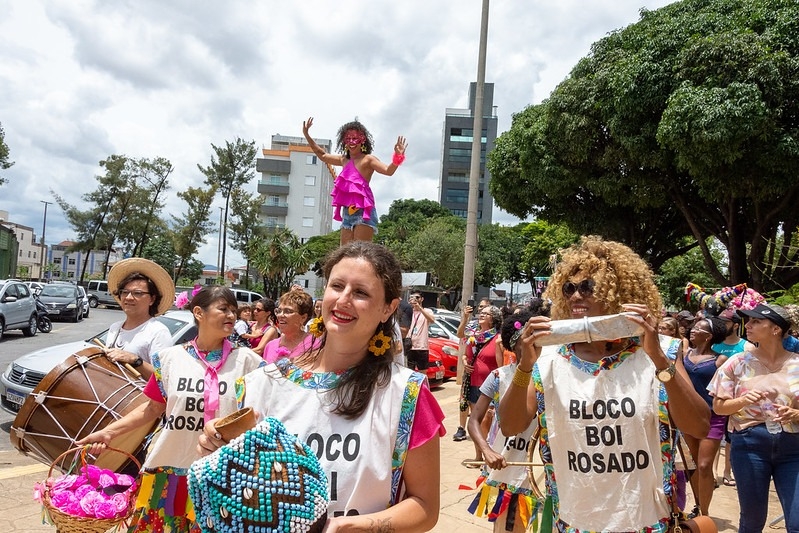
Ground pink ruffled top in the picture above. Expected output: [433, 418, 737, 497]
[331, 159, 375, 221]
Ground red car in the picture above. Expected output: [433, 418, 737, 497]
[429, 337, 459, 380]
[425, 351, 446, 387]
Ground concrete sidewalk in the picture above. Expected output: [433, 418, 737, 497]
[0, 379, 788, 532]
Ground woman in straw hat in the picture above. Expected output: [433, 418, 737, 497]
[104, 258, 176, 379]
[79, 285, 264, 532]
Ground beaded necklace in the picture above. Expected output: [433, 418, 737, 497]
[559, 338, 639, 376]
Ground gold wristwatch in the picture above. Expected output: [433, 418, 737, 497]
[655, 362, 676, 383]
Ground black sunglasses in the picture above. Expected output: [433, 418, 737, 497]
[562, 279, 595, 298]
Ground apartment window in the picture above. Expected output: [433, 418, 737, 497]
[303, 196, 315, 207]
[447, 172, 469, 183]
[302, 218, 314, 227]
[267, 195, 280, 206]
[306, 155, 318, 165]
[265, 217, 279, 227]
[67, 271, 75, 278]
[19, 249, 22, 256]
[33, 251, 36, 259]
[68, 258, 76, 265]
[28, 251, 31, 258]
[446, 190, 469, 204]
[304, 175, 316, 186]
[54, 257, 62, 264]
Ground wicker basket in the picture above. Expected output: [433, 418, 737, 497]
[42, 446, 140, 533]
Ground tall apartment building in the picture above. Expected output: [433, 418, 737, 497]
[439, 82, 498, 224]
[0, 210, 45, 279]
[256, 134, 335, 295]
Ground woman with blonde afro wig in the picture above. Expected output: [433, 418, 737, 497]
[544, 236, 663, 320]
[498, 236, 710, 532]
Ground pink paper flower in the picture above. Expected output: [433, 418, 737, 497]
[192, 284, 203, 297]
[33, 482, 45, 503]
[81, 464, 102, 485]
[50, 490, 77, 511]
[73, 484, 94, 499]
[97, 471, 116, 488]
[110, 492, 130, 514]
[64, 498, 87, 517]
[79, 491, 103, 515]
[175, 291, 190, 309]
[115, 474, 135, 489]
[94, 498, 119, 519]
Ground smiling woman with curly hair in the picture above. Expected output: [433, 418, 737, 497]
[498, 235, 710, 532]
[544, 237, 663, 321]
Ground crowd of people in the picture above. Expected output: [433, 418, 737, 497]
[64, 234, 799, 533]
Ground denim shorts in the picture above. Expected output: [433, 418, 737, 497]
[340, 206, 378, 233]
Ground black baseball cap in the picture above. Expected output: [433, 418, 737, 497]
[737, 303, 790, 331]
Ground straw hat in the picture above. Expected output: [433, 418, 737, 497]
[107, 258, 175, 316]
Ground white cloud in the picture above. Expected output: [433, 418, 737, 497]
[0, 0, 675, 268]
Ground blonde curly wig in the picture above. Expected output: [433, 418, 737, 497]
[543, 236, 663, 321]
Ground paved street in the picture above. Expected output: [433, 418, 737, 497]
[0, 315, 788, 531]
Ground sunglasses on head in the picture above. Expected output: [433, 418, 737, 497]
[562, 279, 595, 298]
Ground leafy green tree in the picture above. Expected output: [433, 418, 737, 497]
[126, 157, 172, 257]
[54, 155, 135, 281]
[305, 231, 341, 277]
[172, 185, 218, 281]
[488, 0, 799, 292]
[475, 224, 521, 289]
[249, 229, 311, 299]
[377, 198, 461, 268]
[142, 234, 178, 279]
[518, 220, 579, 287]
[405, 218, 466, 292]
[198, 138, 257, 280]
[0, 122, 13, 186]
[227, 185, 262, 289]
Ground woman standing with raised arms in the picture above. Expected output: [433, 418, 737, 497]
[302, 117, 407, 245]
[200, 241, 444, 532]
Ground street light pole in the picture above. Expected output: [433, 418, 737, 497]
[217, 206, 224, 282]
[39, 200, 52, 281]
[461, 0, 490, 308]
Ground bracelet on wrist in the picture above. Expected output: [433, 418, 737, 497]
[512, 368, 532, 388]
[392, 152, 406, 166]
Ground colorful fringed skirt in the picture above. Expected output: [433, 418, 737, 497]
[468, 479, 542, 533]
[128, 468, 200, 532]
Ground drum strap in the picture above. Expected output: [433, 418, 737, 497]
[189, 339, 233, 423]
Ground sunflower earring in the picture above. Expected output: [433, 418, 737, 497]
[309, 316, 325, 338]
[368, 329, 392, 357]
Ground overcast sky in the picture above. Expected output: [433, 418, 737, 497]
[0, 0, 674, 268]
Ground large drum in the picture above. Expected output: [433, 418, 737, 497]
[10, 346, 159, 472]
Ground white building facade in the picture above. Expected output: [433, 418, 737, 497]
[0, 210, 46, 279]
[256, 134, 335, 296]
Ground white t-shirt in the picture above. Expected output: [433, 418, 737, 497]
[106, 318, 173, 363]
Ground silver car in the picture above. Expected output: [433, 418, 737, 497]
[0, 310, 198, 414]
[0, 279, 38, 341]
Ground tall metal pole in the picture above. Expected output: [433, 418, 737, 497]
[39, 200, 51, 281]
[461, 0, 490, 307]
[217, 206, 224, 282]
